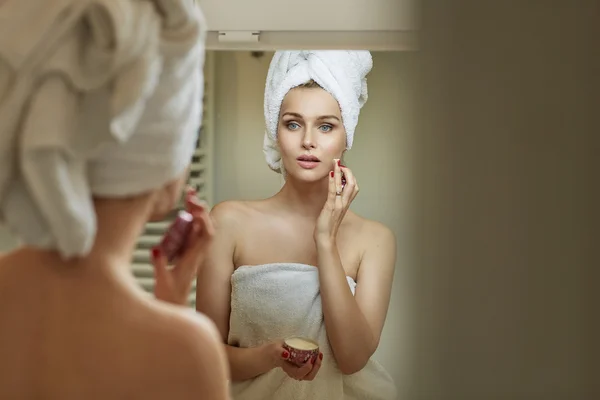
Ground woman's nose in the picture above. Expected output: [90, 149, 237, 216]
[302, 129, 316, 149]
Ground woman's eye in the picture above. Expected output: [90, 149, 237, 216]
[319, 125, 333, 132]
[287, 122, 300, 130]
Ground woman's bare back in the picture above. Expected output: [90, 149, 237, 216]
[0, 250, 229, 400]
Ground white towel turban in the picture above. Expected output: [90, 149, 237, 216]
[0, 0, 207, 259]
[262, 50, 373, 174]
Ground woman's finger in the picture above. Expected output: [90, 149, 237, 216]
[151, 247, 176, 300]
[183, 186, 197, 211]
[185, 197, 214, 246]
[151, 247, 169, 281]
[190, 210, 214, 257]
[324, 168, 337, 211]
[173, 211, 213, 286]
[301, 352, 323, 381]
[152, 190, 211, 305]
[276, 344, 312, 380]
[185, 192, 206, 215]
[333, 159, 344, 209]
[334, 159, 343, 194]
[296, 359, 314, 379]
[194, 202, 215, 239]
[280, 360, 305, 380]
[339, 166, 357, 205]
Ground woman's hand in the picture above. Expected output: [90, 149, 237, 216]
[266, 341, 323, 381]
[152, 188, 215, 305]
[314, 159, 359, 245]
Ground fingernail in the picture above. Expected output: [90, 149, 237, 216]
[151, 247, 161, 260]
[337, 159, 341, 167]
[330, 171, 334, 178]
[319, 353, 323, 360]
[340, 164, 346, 168]
[282, 351, 290, 359]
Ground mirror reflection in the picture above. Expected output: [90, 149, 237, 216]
[157, 49, 412, 398]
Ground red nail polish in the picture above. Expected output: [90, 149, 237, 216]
[282, 351, 290, 359]
[337, 159, 341, 167]
[319, 353, 323, 360]
[340, 164, 346, 168]
[151, 247, 161, 259]
[330, 171, 334, 178]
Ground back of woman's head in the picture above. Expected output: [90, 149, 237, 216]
[0, 0, 207, 259]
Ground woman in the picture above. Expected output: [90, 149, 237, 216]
[0, 1, 229, 399]
[195, 51, 397, 399]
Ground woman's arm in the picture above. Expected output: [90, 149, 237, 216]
[195, 202, 280, 381]
[317, 222, 397, 375]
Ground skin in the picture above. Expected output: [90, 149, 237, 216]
[0, 172, 230, 400]
[193, 86, 397, 381]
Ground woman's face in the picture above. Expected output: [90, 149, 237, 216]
[277, 87, 346, 182]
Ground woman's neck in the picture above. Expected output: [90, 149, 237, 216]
[19, 195, 153, 286]
[86, 197, 153, 270]
[275, 176, 330, 218]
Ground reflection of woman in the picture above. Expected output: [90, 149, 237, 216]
[196, 51, 397, 399]
[0, 2, 229, 399]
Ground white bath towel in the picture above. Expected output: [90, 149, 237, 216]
[262, 50, 373, 174]
[228, 263, 397, 400]
[0, 0, 207, 258]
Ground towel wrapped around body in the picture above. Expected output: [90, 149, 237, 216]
[228, 262, 397, 400]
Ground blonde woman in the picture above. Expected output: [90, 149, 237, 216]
[0, 1, 229, 398]
[196, 51, 397, 400]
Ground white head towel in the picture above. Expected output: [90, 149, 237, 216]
[263, 50, 373, 174]
[0, 0, 207, 259]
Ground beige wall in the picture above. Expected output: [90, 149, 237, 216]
[212, 50, 416, 391]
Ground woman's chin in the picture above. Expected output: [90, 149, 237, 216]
[287, 169, 327, 183]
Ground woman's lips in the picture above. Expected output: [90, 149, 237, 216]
[297, 160, 320, 169]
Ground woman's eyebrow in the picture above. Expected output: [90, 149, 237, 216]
[281, 112, 303, 119]
[316, 115, 341, 121]
[281, 112, 340, 122]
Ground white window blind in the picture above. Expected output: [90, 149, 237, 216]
[131, 52, 215, 307]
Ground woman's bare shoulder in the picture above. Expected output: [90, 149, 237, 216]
[142, 303, 230, 398]
[347, 212, 396, 254]
[348, 212, 395, 240]
[209, 199, 273, 225]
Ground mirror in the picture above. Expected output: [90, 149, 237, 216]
[204, 49, 416, 389]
